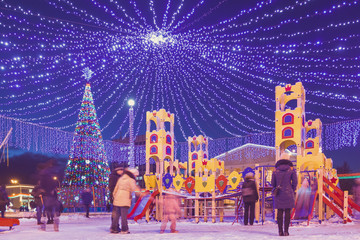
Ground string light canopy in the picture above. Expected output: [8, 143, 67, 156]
[0, 0, 359, 141]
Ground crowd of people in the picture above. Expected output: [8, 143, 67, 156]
[1, 155, 360, 236]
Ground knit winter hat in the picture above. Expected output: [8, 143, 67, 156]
[245, 172, 254, 179]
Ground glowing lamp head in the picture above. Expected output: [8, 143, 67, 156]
[128, 99, 135, 107]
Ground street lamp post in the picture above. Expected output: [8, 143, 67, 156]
[128, 99, 135, 169]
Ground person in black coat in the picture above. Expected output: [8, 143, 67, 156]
[81, 188, 93, 218]
[271, 154, 297, 236]
[108, 164, 126, 203]
[38, 160, 61, 230]
[241, 172, 259, 225]
[0, 184, 10, 218]
[31, 182, 45, 224]
[108, 163, 125, 233]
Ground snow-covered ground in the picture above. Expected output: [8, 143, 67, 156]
[1, 213, 360, 240]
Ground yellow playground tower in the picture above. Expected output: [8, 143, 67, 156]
[144, 109, 174, 220]
[145, 109, 175, 176]
[275, 82, 333, 175]
[275, 82, 306, 160]
[188, 135, 209, 176]
[274, 82, 355, 223]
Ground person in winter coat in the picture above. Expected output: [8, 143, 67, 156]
[81, 188, 93, 218]
[271, 154, 297, 236]
[108, 164, 125, 203]
[110, 168, 141, 234]
[160, 190, 181, 233]
[0, 184, 10, 218]
[31, 182, 45, 224]
[241, 172, 259, 225]
[38, 160, 61, 231]
[108, 164, 125, 231]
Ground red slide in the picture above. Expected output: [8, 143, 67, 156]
[127, 190, 159, 222]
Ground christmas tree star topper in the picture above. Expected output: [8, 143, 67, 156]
[82, 67, 94, 81]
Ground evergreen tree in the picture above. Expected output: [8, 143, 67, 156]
[61, 83, 110, 207]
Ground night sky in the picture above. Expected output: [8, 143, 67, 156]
[0, 0, 360, 183]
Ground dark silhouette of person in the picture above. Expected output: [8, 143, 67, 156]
[0, 184, 10, 218]
[81, 188, 93, 218]
[241, 172, 259, 225]
[271, 153, 297, 236]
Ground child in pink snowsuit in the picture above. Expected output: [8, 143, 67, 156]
[160, 192, 181, 233]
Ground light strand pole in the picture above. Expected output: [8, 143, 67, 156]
[128, 99, 135, 169]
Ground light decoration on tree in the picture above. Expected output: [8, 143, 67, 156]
[61, 71, 110, 207]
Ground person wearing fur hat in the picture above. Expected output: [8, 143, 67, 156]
[110, 168, 142, 234]
[241, 172, 259, 225]
[271, 153, 297, 236]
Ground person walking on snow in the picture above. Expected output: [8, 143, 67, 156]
[271, 153, 297, 236]
[31, 182, 45, 224]
[81, 188, 93, 218]
[160, 190, 181, 233]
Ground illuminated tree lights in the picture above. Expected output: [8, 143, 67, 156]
[61, 83, 110, 207]
[62, 83, 110, 187]
[0, 1, 359, 141]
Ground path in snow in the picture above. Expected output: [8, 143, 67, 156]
[1, 213, 360, 240]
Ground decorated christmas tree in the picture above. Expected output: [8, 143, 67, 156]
[60, 68, 110, 208]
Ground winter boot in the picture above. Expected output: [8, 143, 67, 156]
[53, 216, 59, 232]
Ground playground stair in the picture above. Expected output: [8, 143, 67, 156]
[322, 176, 360, 223]
[232, 195, 243, 225]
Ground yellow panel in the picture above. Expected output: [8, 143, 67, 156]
[195, 175, 215, 193]
[173, 175, 184, 191]
[144, 174, 157, 189]
[228, 171, 241, 189]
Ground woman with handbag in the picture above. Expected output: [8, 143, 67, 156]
[271, 155, 297, 236]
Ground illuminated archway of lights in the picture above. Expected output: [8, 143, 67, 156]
[0, 0, 359, 141]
